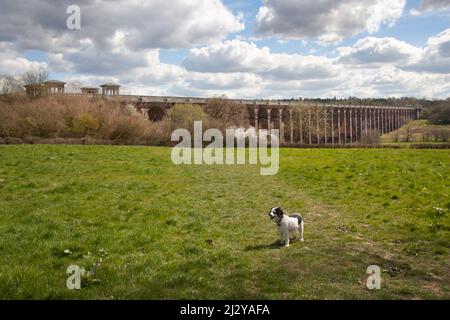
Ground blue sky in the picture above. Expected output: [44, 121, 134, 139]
[1, 0, 450, 99]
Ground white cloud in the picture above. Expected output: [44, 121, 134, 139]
[338, 37, 422, 66]
[0, 0, 244, 51]
[261, 55, 340, 80]
[183, 40, 272, 73]
[47, 32, 450, 99]
[179, 33, 450, 99]
[0, 58, 47, 77]
[178, 72, 263, 98]
[367, 66, 450, 97]
[0, 0, 244, 78]
[187, 72, 261, 90]
[127, 50, 187, 85]
[1, 1, 449, 100]
[183, 40, 340, 80]
[254, 0, 406, 43]
[406, 29, 450, 74]
[337, 32, 450, 75]
[411, 0, 450, 14]
[0, 43, 48, 76]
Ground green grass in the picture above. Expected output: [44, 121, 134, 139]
[0, 145, 449, 299]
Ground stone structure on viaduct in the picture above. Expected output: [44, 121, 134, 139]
[31, 81, 422, 145]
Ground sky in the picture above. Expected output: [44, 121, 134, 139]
[0, 0, 449, 99]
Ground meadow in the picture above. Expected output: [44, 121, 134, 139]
[0, 145, 448, 299]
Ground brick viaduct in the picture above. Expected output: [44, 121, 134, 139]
[34, 81, 422, 145]
[123, 95, 421, 145]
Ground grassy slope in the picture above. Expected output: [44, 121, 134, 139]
[380, 120, 450, 144]
[0, 145, 448, 299]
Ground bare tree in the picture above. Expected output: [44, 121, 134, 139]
[361, 129, 380, 144]
[405, 124, 412, 142]
[21, 66, 49, 97]
[22, 66, 49, 86]
[204, 98, 248, 127]
[0, 75, 24, 94]
[293, 104, 330, 145]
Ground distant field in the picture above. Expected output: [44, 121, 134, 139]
[0, 145, 449, 299]
[381, 120, 450, 144]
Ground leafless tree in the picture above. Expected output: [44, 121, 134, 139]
[22, 66, 49, 86]
[361, 129, 380, 144]
[0, 75, 24, 94]
[293, 104, 330, 144]
[21, 66, 49, 98]
[405, 124, 412, 142]
[205, 98, 248, 127]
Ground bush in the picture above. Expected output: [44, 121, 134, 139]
[166, 104, 208, 132]
[410, 144, 450, 149]
[204, 98, 248, 129]
[0, 94, 171, 144]
[0, 95, 66, 138]
[423, 102, 450, 125]
[72, 113, 100, 136]
[360, 129, 380, 144]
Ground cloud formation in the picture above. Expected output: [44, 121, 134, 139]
[0, 43, 47, 76]
[0, 0, 449, 99]
[406, 29, 450, 74]
[183, 40, 340, 80]
[338, 37, 422, 66]
[0, 0, 244, 51]
[180, 32, 450, 98]
[254, 0, 406, 43]
[411, 0, 450, 15]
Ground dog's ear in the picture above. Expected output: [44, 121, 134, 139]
[276, 207, 284, 215]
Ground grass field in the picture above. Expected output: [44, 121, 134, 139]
[0, 145, 449, 299]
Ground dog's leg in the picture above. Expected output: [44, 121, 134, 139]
[284, 233, 290, 247]
[300, 221, 304, 242]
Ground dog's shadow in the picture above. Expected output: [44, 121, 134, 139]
[245, 238, 303, 251]
[244, 240, 283, 251]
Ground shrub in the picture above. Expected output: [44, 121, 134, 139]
[204, 98, 248, 129]
[360, 129, 380, 144]
[423, 103, 450, 125]
[166, 104, 208, 132]
[0, 94, 171, 144]
[72, 113, 100, 136]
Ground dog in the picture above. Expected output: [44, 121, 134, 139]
[268, 207, 304, 247]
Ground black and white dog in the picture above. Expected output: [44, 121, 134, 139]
[268, 207, 304, 247]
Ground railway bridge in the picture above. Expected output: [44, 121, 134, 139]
[30, 81, 422, 145]
[121, 94, 421, 145]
